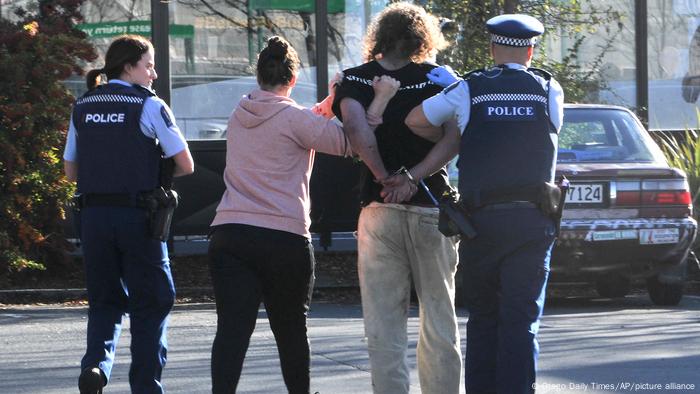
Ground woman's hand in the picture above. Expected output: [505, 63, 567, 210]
[372, 75, 400, 100]
[311, 72, 345, 119]
[329, 71, 344, 93]
[366, 76, 400, 127]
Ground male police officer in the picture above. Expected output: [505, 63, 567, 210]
[406, 14, 564, 394]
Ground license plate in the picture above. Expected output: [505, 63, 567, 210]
[566, 183, 604, 203]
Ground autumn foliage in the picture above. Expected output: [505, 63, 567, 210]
[0, 0, 96, 272]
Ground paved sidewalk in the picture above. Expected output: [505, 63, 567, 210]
[1, 295, 700, 393]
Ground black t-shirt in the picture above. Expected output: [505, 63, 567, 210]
[332, 60, 451, 206]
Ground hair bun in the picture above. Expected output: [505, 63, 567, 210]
[267, 36, 288, 58]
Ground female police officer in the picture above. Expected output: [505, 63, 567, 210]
[63, 35, 194, 394]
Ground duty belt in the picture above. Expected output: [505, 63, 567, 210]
[461, 184, 542, 210]
[74, 193, 151, 209]
[478, 201, 538, 211]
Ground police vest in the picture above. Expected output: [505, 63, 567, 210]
[73, 83, 161, 194]
[458, 66, 557, 201]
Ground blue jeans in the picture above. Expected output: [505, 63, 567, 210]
[80, 206, 175, 394]
[208, 223, 315, 394]
[460, 206, 555, 394]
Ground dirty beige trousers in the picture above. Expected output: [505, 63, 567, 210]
[357, 202, 462, 394]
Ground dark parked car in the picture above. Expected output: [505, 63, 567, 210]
[553, 104, 697, 305]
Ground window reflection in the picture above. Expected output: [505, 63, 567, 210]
[64, 0, 152, 98]
[326, 1, 387, 76]
[656, 1, 700, 130]
[171, 1, 319, 140]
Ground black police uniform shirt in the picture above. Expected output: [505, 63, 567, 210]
[64, 80, 188, 194]
[423, 63, 564, 197]
[331, 60, 451, 206]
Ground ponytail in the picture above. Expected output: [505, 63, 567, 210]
[84, 35, 153, 91]
[85, 68, 104, 90]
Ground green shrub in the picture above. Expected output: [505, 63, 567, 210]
[657, 123, 700, 277]
[0, 0, 96, 273]
[656, 121, 700, 210]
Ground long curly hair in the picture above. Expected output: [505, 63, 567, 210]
[363, 2, 447, 63]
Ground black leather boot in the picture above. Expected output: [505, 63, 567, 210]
[78, 367, 105, 394]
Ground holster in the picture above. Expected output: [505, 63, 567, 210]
[438, 190, 477, 239]
[538, 182, 562, 216]
[552, 176, 570, 237]
[145, 187, 179, 242]
[537, 181, 565, 237]
[69, 194, 83, 241]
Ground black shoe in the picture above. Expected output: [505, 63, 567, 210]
[78, 367, 105, 394]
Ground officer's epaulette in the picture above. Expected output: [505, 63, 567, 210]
[527, 67, 552, 80]
[133, 84, 157, 97]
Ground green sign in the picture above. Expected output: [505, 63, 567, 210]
[76, 21, 194, 39]
[250, 0, 347, 13]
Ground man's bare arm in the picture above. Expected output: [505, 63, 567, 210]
[339, 97, 389, 181]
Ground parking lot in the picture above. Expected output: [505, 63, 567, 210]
[1, 294, 699, 393]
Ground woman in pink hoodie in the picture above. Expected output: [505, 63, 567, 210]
[208, 36, 398, 393]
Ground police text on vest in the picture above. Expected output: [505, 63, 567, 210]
[85, 113, 126, 123]
[487, 106, 534, 116]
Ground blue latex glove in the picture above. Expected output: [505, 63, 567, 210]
[426, 65, 459, 87]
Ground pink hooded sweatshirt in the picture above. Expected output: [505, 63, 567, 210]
[211, 89, 352, 238]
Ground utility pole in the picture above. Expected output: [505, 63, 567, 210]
[151, 0, 171, 105]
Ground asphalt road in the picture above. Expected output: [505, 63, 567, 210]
[1, 295, 699, 393]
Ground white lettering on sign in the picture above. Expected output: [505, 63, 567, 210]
[487, 106, 534, 116]
[85, 113, 126, 123]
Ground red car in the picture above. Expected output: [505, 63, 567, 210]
[553, 104, 697, 305]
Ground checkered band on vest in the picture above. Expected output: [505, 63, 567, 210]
[471, 93, 547, 105]
[490, 33, 537, 47]
[76, 94, 145, 105]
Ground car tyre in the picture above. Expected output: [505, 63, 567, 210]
[595, 276, 630, 298]
[646, 275, 684, 306]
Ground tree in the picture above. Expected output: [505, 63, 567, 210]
[425, 0, 624, 103]
[0, 0, 96, 273]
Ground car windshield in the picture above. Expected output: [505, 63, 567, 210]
[558, 108, 666, 163]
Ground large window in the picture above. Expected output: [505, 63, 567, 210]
[541, 1, 637, 109]
[46, 1, 698, 135]
[169, 1, 320, 140]
[648, 0, 700, 130]
[326, 0, 386, 77]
